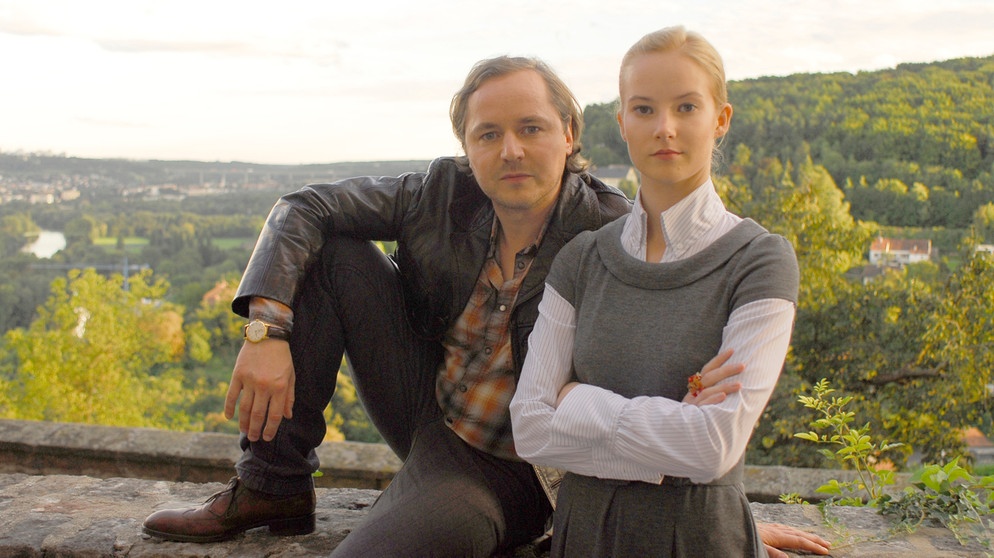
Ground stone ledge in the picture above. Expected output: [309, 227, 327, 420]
[0, 474, 988, 558]
[0, 419, 910, 502]
[0, 418, 401, 489]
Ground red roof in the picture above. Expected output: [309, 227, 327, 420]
[870, 237, 931, 254]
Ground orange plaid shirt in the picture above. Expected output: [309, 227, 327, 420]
[437, 218, 544, 460]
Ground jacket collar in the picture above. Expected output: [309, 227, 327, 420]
[447, 167, 609, 236]
[441, 162, 620, 307]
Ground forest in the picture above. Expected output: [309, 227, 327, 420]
[1, 53, 993, 469]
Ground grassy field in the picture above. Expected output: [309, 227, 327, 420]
[93, 237, 253, 250]
[94, 236, 148, 247]
[212, 237, 254, 250]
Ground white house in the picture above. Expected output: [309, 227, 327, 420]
[593, 165, 638, 190]
[868, 237, 931, 266]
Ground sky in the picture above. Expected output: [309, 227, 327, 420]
[2, 0, 993, 165]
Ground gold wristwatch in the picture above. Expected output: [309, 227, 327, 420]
[243, 319, 291, 343]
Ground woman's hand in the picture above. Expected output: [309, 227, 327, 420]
[757, 522, 832, 557]
[682, 349, 744, 406]
[556, 381, 580, 408]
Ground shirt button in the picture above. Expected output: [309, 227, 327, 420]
[459, 384, 468, 393]
[498, 304, 507, 312]
[517, 261, 525, 269]
[484, 347, 493, 355]
[445, 417, 454, 425]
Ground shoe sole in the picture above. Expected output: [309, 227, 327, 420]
[142, 513, 316, 543]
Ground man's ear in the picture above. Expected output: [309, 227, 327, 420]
[564, 117, 575, 154]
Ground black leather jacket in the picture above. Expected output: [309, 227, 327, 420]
[233, 157, 631, 375]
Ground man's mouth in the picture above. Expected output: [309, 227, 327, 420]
[502, 173, 531, 181]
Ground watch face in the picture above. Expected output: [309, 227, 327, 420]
[245, 320, 267, 342]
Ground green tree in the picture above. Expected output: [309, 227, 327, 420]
[63, 215, 101, 246]
[582, 100, 628, 167]
[971, 202, 994, 244]
[917, 253, 994, 458]
[0, 268, 196, 429]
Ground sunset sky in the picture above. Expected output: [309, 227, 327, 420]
[2, 0, 993, 164]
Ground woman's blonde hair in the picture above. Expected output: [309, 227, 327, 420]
[620, 26, 728, 109]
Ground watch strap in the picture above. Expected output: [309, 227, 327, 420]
[243, 319, 291, 342]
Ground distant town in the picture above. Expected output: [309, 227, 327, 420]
[0, 152, 438, 205]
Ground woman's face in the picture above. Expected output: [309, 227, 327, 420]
[617, 50, 731, 203]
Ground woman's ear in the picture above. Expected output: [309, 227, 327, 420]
[616, 110, 628, 142]
[714, 103, 733, 139]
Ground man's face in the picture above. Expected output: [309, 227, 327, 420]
[463, 70, 574, 216]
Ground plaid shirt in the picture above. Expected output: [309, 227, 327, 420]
[436, 217, 545, 460]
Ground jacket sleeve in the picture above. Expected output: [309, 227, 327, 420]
[232, 171, 424, 317]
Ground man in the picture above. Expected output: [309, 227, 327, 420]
[143, 56, 830, 558]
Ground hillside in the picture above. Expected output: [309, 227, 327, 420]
[583, 54, 994, 228]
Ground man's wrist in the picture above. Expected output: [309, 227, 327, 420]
[248, 297, 294, 333]
[243, 319, 291, 342]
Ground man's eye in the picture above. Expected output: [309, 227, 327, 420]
[523, 126, 541, 135]
[480, 132, 498, 141]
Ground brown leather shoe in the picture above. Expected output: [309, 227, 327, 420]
[142, 477, 316, 543]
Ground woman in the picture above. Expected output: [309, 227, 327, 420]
[510, 26, 800, 557]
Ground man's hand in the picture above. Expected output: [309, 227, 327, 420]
[224, 339, 295, 442]
[682, 349, 745, 406]
[757, 522, 831, 557]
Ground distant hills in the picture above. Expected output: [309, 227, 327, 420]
[0, 153, 432, 190]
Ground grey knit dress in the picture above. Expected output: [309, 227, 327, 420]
[545, 216, 798, 558]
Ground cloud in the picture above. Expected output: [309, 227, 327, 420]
[75, 117, 152, 129]
[0, 13, 62, 37]
[95, 38, 252, 55]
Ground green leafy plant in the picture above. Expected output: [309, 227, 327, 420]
[779, 492, 806, 505]
[793, 378, 994, 551]
[794, 378, 904, 506]
[880, 458, 994, 549]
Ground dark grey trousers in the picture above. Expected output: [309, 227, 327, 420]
[235, 237, 550, 557]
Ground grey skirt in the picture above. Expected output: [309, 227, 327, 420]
[550, 470, 767, 558]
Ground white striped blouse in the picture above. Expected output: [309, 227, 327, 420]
[510, 179, 796, 484]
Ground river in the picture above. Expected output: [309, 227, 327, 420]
[22, 230, 67, 259]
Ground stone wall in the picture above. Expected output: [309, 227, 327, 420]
[0, 418, 400, 489]
[0, 418, 895, 502]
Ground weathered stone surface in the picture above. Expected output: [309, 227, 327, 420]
[751, 502, 990, 557]
[0, 474, 378, 558]
[0, 474, 990, 557]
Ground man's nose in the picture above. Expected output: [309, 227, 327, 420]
[501, 134, 524, 160]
